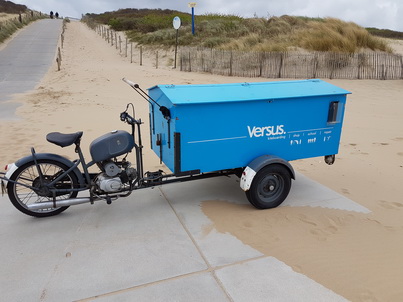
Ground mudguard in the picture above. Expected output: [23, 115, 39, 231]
[5, 153, 85, 186]
[240, 155, 295, 191]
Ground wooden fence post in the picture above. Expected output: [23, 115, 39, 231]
[259, 52, 264, 77]
[312, 54, 318, 78]
[156, 51, 159, 69]
[229, 51, 233, 76]
[130, 43, 133, 63]
[56, 47, 62, 71]
[140, 46, 143, 66]
[401, 58, 403, 79]
[278, 53, 284, 78]
[188, 51, 191, 72]
[125, 39, 128, 57]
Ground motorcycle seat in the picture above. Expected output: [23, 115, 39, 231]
[46, 131, 83, 148]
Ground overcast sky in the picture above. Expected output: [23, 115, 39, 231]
[16, 0, 403, 32]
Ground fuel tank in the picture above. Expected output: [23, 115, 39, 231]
[90, 130, 135, 162]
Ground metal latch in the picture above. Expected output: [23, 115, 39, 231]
[156, 133, 162, 164]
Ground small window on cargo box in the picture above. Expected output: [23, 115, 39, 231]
[327, 101, 342, 124]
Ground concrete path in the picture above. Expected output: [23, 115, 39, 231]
[0, 172, 368, 301]
[0, 19, 62, 119]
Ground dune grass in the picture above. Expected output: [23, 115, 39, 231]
[85, 9, 394, 53]
[0, 11, 46, 43]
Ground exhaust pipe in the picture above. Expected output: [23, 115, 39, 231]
[27, 197, 94, 210]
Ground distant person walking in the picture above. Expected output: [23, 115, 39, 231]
[55, 12, 59, 19]
[50, 11, 54, 19]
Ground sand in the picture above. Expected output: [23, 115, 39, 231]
[1, 20, 403, 301]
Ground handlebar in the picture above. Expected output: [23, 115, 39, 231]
[120, 111, 137, 125]
[122, 77, 139, 88]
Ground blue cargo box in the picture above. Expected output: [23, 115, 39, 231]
[148, 79, 350, 175]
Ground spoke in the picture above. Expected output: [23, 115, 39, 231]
[12, 162, 76, 213]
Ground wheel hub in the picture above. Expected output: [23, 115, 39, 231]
[32, 176, 52, 197]
[258, 174, 283, 200]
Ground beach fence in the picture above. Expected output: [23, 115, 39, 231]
[88, 23, 403, 80]
[179, 47, 403, 80]
[94, 24, 166, 68]
[96, 25, 136, 64]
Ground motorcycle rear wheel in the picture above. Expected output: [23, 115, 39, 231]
[7, 159, 79, 217]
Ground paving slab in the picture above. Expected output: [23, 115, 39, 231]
[0, 171, 366, 301]
[0, 188, 207, 301]
[159, 177, 264, 268]
[92, 272, 230, 302]
[215, 256, 347, 301]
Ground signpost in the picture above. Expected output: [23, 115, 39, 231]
[188, 2, 196, 35]
[173, 16, 181, 69]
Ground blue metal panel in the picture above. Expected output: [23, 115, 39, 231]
[148, 80, 350, 174]
[149, 79, 350, 104]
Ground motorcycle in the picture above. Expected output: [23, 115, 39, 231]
[0, 78, 237, 217]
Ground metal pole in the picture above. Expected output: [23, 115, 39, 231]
[191, 7, 195, 35]
[174, 29, 179, 68]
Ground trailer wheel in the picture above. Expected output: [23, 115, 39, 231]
[245, 164, 291, 209]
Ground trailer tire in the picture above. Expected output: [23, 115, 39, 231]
[245, 164, 291, 209]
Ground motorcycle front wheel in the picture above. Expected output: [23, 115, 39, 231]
[7, 159, 79, 217]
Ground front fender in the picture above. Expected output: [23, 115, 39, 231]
[240, 155, 295, 191]
[7, 153, 86, 186]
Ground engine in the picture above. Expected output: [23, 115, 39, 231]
[95, 161, 136, 193]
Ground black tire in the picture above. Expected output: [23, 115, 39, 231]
[7, 159, 79, 217]
[245, 164, 292, 209]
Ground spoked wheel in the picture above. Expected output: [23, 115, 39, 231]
[7, 159, 79, 217]
[246, 164, 292, 209]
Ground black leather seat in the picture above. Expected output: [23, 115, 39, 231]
[46, 131, 83, 147]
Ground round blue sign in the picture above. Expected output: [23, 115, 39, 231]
[173, 16, 181, 29]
